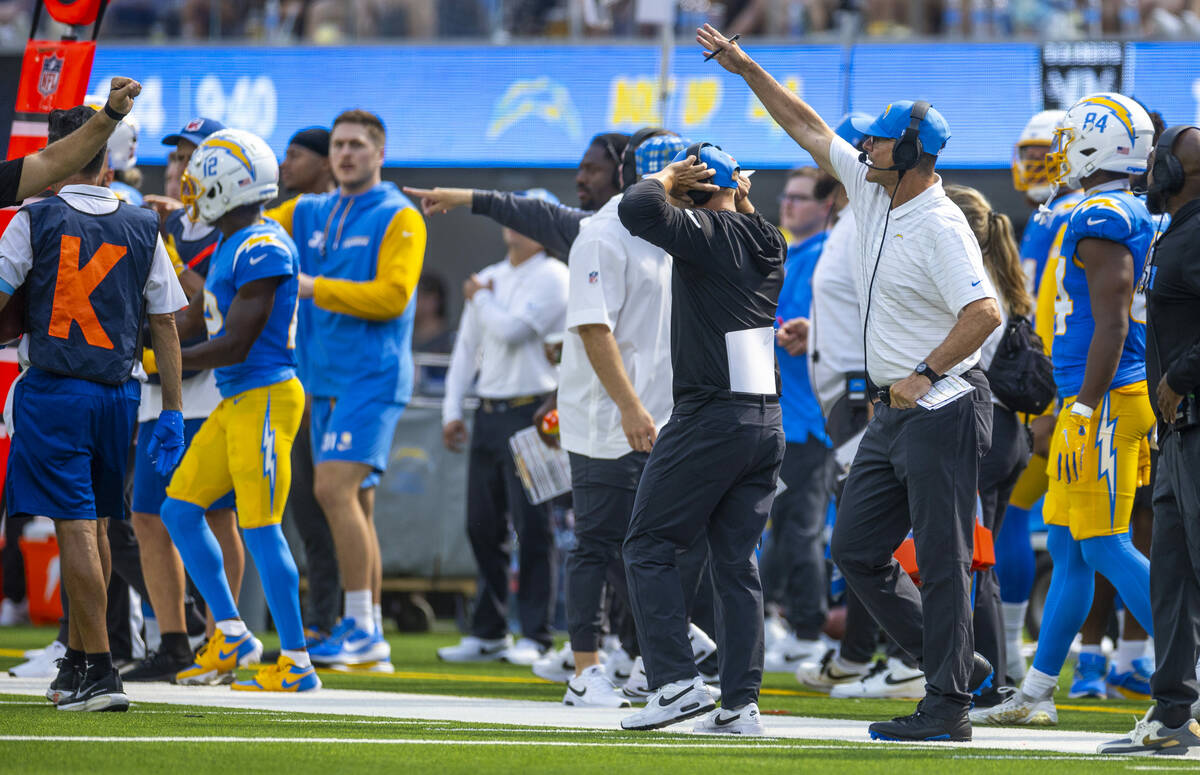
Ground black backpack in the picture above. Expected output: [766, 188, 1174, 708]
[986, 315, 1056, 415]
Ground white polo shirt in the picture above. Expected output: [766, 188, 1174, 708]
[808, 205, 863, 416]
[558, 194, 674, 460]
[827, 135, 995, 387]
[442, 252, 568, 425]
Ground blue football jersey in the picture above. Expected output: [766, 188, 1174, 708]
[1049, 188, 1155, 398]
[1019, 191, 1083, 296]
[203, 219, 300, 398]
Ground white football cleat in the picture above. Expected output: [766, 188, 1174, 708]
[437, 635, 513, 662]
[969, 688, 1058, 726]
[532, 643, 575, 683]
[763, 634, 825, 673]
[694, 702, 765, 735]
[830, 658, 924, 699]
[564, 664, 631, 708]
[9, 640, 66, 678]
[502, 637, 548, 666]
[620, 676, 716, 731]
[689, 623, 717, 664]
[794, 648, 870, 693]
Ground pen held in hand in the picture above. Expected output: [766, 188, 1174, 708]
[704, 34, 740, 62]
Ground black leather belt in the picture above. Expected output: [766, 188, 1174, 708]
[727, 392, 779, 404]
[479, 395, 541, 413]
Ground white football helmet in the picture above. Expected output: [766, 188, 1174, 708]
[1045, 93, 1153, 190]
[1012, 109, 1065, 202]
[181, 129, 279, 224]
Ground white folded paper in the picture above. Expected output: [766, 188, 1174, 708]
[725, 326, 776, 395]
[508, 426, 572, 505]
[917, 374, 975, 411]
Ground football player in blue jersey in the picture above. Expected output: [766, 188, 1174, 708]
[972, 93, 1157, 727]
[158, 129, 318, 692]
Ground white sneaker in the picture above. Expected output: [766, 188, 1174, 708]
[437, 635, 513, 662]
[620, 676, 716, 731]
[622, 656, 651, 701]
[503, 637, 548, 666]
[9, 640, 66, 678]
[794, 648, 870, 693]
[763, 634, 824, 673]
[694, 702, 765, 735]
[689, 623, 717, 664]
[606, 646, 635, 684]
[564, 664, 631, 708]
[969, 689, 1058, 726]
[532, 643, 575, 683]
[764, 612, 789, 651]
[830, 658, 924, 699]
[0, 598, 29, 626]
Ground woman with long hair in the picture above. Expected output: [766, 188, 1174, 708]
[945, 184, 1033, 706]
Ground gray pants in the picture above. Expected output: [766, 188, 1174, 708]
[830, 372, 992, 716]
[1150, 429, 1200, 728]
[624, 398, 784, 709]
[761, 438, 835, 638]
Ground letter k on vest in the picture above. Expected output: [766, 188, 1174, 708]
[49, 235, 125, 348]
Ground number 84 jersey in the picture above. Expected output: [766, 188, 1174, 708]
[203, 218, 301, 399]
[1050, 187, 1156, 400]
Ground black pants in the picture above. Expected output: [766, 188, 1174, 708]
[2, 510, 29, 603]
[831, 372, 992, 716]
[975, 404, 1029, 684]
[1149, 429, 1200, 728]
[466, 400, 554, 646]
[624, 398, 784, 709]
[761, 438, 834, 639]
[288, 415, 341, 633]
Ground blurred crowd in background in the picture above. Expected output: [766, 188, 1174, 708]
[0, 0, 1196, 47]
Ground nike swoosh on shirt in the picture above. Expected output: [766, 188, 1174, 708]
[658, 685, 694, 707]
[1087, 217, 1107, 226]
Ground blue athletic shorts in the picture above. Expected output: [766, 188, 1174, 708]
[132, 416, 236, 514]
[309, 393, 405, 482]
[6, 368, 139, 521]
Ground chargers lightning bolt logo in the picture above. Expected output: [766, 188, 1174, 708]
[1094, 395, 1119, 524]
[262, 393, 277, 513]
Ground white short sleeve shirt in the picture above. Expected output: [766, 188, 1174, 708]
[558, 195, 674, 460]
[827, 136, 996, 386]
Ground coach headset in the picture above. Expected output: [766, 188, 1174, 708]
[1147, 123, 1198, 214]
[616, 127, 671, 190]
[680, 141, 726, 206]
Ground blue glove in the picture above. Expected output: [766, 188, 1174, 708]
[147, 410, 186, 476]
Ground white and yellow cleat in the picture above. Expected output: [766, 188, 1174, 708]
[175, 630, 263, 686]
[232, 656, 321, 692]
[969, 688, 1058, 726]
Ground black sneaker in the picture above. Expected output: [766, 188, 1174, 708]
[124, 649, 194, 682]
[969, 652, 994, 696]
[57, 668, 129, 712]
[45, 657, 82, 705]
[869, 707, 971, 742]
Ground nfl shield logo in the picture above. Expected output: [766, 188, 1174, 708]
[37, 53, 63, 99]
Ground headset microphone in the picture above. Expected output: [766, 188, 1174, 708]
[858, 151, 904, 172]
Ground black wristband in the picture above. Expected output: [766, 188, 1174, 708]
[103, 102, 126, 121]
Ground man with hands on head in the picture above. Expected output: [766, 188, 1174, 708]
[697, 25, 1002, 742]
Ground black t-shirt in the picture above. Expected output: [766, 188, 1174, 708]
[1145, 198, 1200, 420]
[618, 179, 785, 404]
[0, 157, 22, 208]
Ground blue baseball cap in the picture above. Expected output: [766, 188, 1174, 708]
[162, 117, 225, 147]
[635, 134, 690, 179]
[517, 188, 559, 205]
[835, 112, 875, 149]
[671, 143, 740, 189]
[850, 101, 951, 156]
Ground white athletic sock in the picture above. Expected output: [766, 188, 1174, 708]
[1114, 638, 1147, 674]
[834, 653, 869, 673]
[1001, 602, 1027, 643]
[216, 619, 248, 638]
[345, 589, 373, 633]
[1021, 667, 1058, 699]
[1079, 643, 1104, 658]
[373, 603, 383, 636]
[281, 649, 311, 669]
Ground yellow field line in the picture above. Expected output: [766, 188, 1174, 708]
[1057, 703, 1145, 715]
[0, 649, 28, 658]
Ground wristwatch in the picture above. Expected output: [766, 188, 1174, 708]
[914, 361, 943, 383]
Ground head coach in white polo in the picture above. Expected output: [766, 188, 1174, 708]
[698, 26, 1002, 742]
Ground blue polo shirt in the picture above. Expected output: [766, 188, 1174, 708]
[776, 231, 830, 446]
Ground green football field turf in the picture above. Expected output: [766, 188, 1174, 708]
[1, 625, 1186, 773]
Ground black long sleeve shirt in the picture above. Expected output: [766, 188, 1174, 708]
[471, 190, 589, 260]
[0, 157, 23, 207]
[618, 178, 785, 404]
[1145, 198, 1200, 423]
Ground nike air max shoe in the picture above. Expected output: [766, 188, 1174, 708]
[57, 668, 129, 712]
[533, 643, 576, 683]
[1097, 707, 1200, 756]
[795, 649, 870, 693]
[232, 655, 321, 692]
[563, 664, 630, 708]
[830, 657, 925, 699]
[437, 634, 513, 662]
[175, 630, 263, 686]
[620, 676, 716, 731]
[694, 703, 765, 735]
[763, 634, 824, 674]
